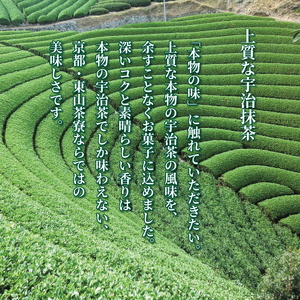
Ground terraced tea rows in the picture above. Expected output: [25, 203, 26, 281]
[0, 0, 24, 25]
[1, 13, 300, 299]
[0, 0, 165, 25]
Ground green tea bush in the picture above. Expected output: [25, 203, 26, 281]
[57, 7, 74, 21]
[255, 63, 300, 76]
[24, 0, 51, 15]
[2, 0, 25, 25]
[0, 31, 29, 36]
[90, 7, 109, 15]
[90, 1, 121, 9]
[42, 0, 74, 23]
[123, 0, 150, 6]
[0, 51, 33, 65]
[200, 149, 300, 177]
[280, 214, 300, 235]
[0, 30, 58, 41]
[239, 182, 294, 204]
[0, 2, 11, 25]
[17, 0, 40, 9]
[0, 56, 46, 75]
[259, 195, 300, 221]
[100, 2, 131, 12]
[255, 123, 300, 142]
[0, 64, 50, 93]
[221, 165, 300, 193]
[57, 0, 87, 20]
[258, 249, 300, 300]
[37, 15, 48, 24]
[33, 0, 66, 24]
[243, 135, 300, 158]
[73, 0, 98, 18]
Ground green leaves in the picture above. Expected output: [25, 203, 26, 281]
[258, 249, 300, 300]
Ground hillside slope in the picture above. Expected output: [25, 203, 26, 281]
[1, 12, 300, 299]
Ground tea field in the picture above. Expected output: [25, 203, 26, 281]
[0, 0, 165, 25]
[1, 12, 300, 299]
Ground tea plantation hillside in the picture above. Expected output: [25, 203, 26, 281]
[1, 13, 300, 299]
[0, 0, 166, 25]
